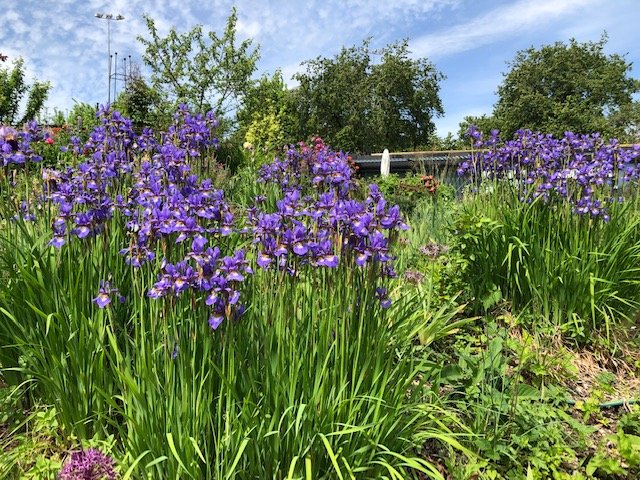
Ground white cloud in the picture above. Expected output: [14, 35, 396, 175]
[237, 18, 262, 39]
[412, 0, 600, 58]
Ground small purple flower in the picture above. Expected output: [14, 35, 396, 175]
[191, 235, 208, 253]
[375, 287, 392, 309]
[316, 254, 339, 268]
[49, 236, 66, 248]
[93, 292, 111, 309]
[256, 252, 273, 268]
[93, 279, 120, 309]
[58, 448, 117, 480]
[208, 314, 224, 330]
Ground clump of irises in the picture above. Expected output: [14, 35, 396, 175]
[258, 137, 356, 198]
[43, 105, 245, 328]
[0, 121, 47, 166]
[40, 106, 407, 330]
[458, 126, 640, 220]
[252, 139, 407, 303]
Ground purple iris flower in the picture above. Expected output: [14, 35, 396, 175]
[375, 287, 392, 309]
[93, 279, 121, 309]
[209, 314, 224, 330]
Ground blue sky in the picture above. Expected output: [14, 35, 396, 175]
[3, 0, 639, 139]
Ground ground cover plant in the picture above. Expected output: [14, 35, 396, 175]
[0, 107, 469, 479]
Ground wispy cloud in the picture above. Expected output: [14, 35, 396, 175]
[411, 0, 600, 58]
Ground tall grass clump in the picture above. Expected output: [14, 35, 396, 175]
[0, 118, 127, 437]
[0, 111, 466, 478]
[455, 126, 640, 343]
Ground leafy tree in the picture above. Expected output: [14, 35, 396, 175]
[294, 42, 373, 152]
[608, 100, 640, 143]
[431, 132, 463, 151]
[371, 42, 444, 150]
[138, 8, 259, 128]
[235, 70, 296, 154]
[21, 80, 50, 125]
[50, 108, 66, 126]
[493, 35, 640, 138]
[114, 71, 165, 132]
[0, 57, 50, 125]
[291, 40, 444, 153]
[67, 102, 100, 139]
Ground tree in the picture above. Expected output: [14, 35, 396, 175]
[493, 35, 640, 138]
[66, 102, 101, 140]
[0, 57, 50, 125]
[371, 41, 444, 150]
[608, 100, 640, 143]
[294, 42, 374, 152]
[114, 70, 165, 132]
[138, 8, 259, 128]
[291, 40, 444, 153]
[431, 132, 463, 151]
[235, 70, 297, 154]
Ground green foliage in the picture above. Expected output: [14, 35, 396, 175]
[0, 218, 127, 438]
[493, 34, 640, 138]
[215, 139, 247, 174]
[452, 187, 640, 343]
[3, 103, 640, 480]
[67, 101, 100, 137]
[0, 404, 65, 479]
[0, 57, 50, 125]
[371, 42, 445, 151]
[619, 406, 640, 435]
[243, 110, 284, 154]
[0, 398, 120, 479]
[235, 70, 297, 155]
[49, 108, 65, 126]
[113, 74, 164, 132]
[368, 173, 454, 216]
[435, 323, 596, 480]
[587, 429, 640, 478]
[291, 39, 444, 153]
[430, 132, 463, 151]
[138, 8, 259, 125]
[0, 123, 469, 479]
[21, 81, 50, 126]
[608, 100, 640, 144]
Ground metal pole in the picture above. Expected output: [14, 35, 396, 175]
[122, 56, 127, 88]
[95, 13, 125, 105]
[107, 20, 111, 104]
[113, 52, 118, 101]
